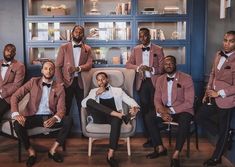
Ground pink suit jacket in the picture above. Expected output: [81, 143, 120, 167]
[125, 43, 164, 90]
[207, 51, 235, 109]
[55, 42, 93, 88]
[155, 71, 194, 115]
[11, 77, 66, 119]
[0, 59, 25, 104]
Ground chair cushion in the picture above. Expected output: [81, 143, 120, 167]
[86, 123, 133, 134]
[92, 70, 124, 87]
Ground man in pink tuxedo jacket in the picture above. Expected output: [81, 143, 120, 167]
[145, 55, 194, 167]
[55, 25, 93, 123]
[11, 61, 72, 167]
[197, 31, 235, 166]
[0, 44, 25, 121]
[126, 27, 164, 147]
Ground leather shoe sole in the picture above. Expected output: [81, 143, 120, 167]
[26, 155, 37, 167]
[107, 156, 118, 167]
[48, 152, 63, 163]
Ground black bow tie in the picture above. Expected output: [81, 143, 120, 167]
[2, 63, 9, 67]
[105, 86, 109, 91]
[73, 44, 82, 48]
[142, 47, 150, 52]
[167, 77, 174, 82]
[220, 51, 228, 59]
[42, 82, 51, 88]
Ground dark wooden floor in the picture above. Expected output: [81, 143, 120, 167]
[0, 135, 233, 167]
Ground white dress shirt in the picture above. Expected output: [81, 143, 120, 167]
[166, 74, 176, 114]
[72, 41, 82, 77]
[0, 61, 11, 98]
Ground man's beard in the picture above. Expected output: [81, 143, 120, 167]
[4, 55, 14, 62]
[73, 36, 83, 43]
[43, 74, 54, 80]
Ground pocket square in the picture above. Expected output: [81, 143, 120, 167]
[154, 53, 157, 57]
[224, 66, 231, 69]
[177, 83, 182, 88]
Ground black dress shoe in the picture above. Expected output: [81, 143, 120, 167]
[122, 114, 131, 124]
[203, 158, 221, 166]
[26, 155, 37, 167]
[143, 140, 153, 148]
[107, 156, 118, 167]
[48, 152, 63, 163]
[146, 149, 167, 159]
[171, 158, 180, 167]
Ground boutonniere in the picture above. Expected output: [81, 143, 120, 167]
[177, 83, 182, 88]
[154, 53, 157, 57]
[224, 66, 231, 69]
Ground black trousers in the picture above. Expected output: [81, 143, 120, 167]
[146, 111, 192, 151]
[13, 115, 72, 150]
[65, 77, 84, 123]
[86, 99, 122, 150]
[0, 98, 10, 120]
[196, 102, 232, 160]
[138, 78, 155, 138]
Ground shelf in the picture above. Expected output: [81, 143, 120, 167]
[24, 0, 191, 68]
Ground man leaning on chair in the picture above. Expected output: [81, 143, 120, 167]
[81, 71, 139, 167]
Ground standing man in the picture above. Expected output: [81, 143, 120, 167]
[11, 60, 72, 167]
[146, 55, 194, 167]
[126, 27, 164, 147]
[55, 25, 93, 123]
[0, 43, 25, 121]
[197, 31, 235, 166]
[82, 72, 139, 167]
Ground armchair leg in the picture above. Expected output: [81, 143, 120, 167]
[186, 136, 190, 158]
[88, 137, 93, 157]
[127, 137, 131, 156]
[18, 139, 21, 162]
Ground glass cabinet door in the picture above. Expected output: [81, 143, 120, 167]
[83, 0, 131, 16]
[28, 22, 76, 42]
[28, 47, 59, 65]
[27, 0, 77, 16]
[138, 21, 186, 40]
[137, 0, 187, 15]
[84, 22, 131, 40]
[92, 46, 131, 65]
[163, 46, 186, 64]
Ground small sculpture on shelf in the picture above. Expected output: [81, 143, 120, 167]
[41, 4, 67, 16]
[88, 0, 101, 15]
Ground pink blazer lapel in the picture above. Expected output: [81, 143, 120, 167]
[171, 72, 180, 104]
[149, 44, 154, 66]
[79, 44, 86, 65]
[68, 43, 75, 66]
[136, 46, 143, 65]
[0, 61, 3, 83]
[162, 75, 169, 105]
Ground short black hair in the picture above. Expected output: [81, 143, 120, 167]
[139, 27, 150, 36]
[72, 25, 84, 34]
[4, 43, 16, 51]
[42, 60, 55, 69]
[164, 55, 177, 64]
[96, 72, 108, 79]
[226, 31, 235, 36]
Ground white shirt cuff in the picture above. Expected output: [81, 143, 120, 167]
[54, 115, 61, 123]
[11, 112, 20, 119]
[218, 90, 226, 98]
[136, 66, 140, 72]
[151, 67, 155, 75]
[169, 107, 176, 114]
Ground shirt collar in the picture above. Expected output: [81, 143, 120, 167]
[167, 73, 176, 78]
[72, 41, 82, 47]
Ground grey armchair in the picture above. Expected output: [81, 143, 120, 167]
[80, 68, 136, 156]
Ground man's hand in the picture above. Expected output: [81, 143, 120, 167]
[68, 66, 76, 74]
[161, 113, 173, 122]
[207, 90, 219, 98]
[129, 106, 139, 116]
[43, 117, 57, 128]
[139, 65, 152, 72]
[14, 115, 26, 127]
[157, 106, 170, 114]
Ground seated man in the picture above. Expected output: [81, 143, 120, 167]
[0, 44, 25, 122]
[145, 55, 194, 167]
[81, 72, 139, 167]
[11, 60, 72, 167]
